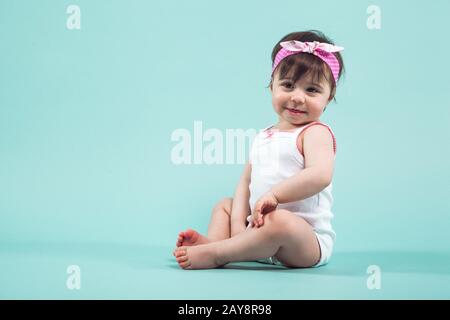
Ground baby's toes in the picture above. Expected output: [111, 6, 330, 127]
[174, 247, 186, 257]
[176, 254, 189, 263]
[174, 248, 190, 268]
[176, 255, 191, 269]
[179, 260, 191, 269]
[177, 231, 187, 243]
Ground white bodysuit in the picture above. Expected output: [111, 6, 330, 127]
[246, 121, 337, 267]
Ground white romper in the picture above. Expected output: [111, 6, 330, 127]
[246, 121, 337, 267]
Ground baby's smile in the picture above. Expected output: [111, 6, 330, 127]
[286, 107, 307, 115]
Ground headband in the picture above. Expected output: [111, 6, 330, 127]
[272, 40, 344, 83]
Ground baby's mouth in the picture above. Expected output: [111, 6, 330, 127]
[286, 108, 306, 114]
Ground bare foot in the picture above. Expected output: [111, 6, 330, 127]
[175, 228, 211, 248]
[174, 245, 225, 270]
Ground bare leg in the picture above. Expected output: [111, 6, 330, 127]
[175, 197, 234, 251]
[207, 197, 233, 241]
[174, 209, 321, 269]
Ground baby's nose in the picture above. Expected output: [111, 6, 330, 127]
[291, 93, 305, 103]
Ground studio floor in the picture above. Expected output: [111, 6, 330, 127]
[1, 242, 449, 299]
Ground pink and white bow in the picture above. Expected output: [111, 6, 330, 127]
[272, 40, 344, 82]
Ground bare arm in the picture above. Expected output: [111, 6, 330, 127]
[230, 162, 252, 236]
[271, 125, 335, 204]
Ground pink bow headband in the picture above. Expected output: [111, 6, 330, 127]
[272, 40, 344, 83]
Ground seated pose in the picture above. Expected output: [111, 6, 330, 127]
[173, 29, 345, 269]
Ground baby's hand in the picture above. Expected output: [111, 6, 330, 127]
[252, 191, 279, 228]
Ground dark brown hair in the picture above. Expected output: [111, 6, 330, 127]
[269, 30, 345, 103]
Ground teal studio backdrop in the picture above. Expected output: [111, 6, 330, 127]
[1, 0, 449, 299]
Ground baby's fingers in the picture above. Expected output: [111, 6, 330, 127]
[252, 211, 263, 228]
[251, 214, 258, 227]
[257, 215, 264, 227]
[252, 203, 263, 227]
[258, 215, 264, 226]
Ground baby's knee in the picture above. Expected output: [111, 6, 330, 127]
[264, 209, 295, 228]
[213, 197, 233, 213]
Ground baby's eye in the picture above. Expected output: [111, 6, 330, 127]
[307, 87, 320, 93]
[282, 82, 293, 89]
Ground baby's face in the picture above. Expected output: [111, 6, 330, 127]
[270, 71, 332, 127]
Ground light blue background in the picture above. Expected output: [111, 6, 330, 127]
[1, 0, 449, 299]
